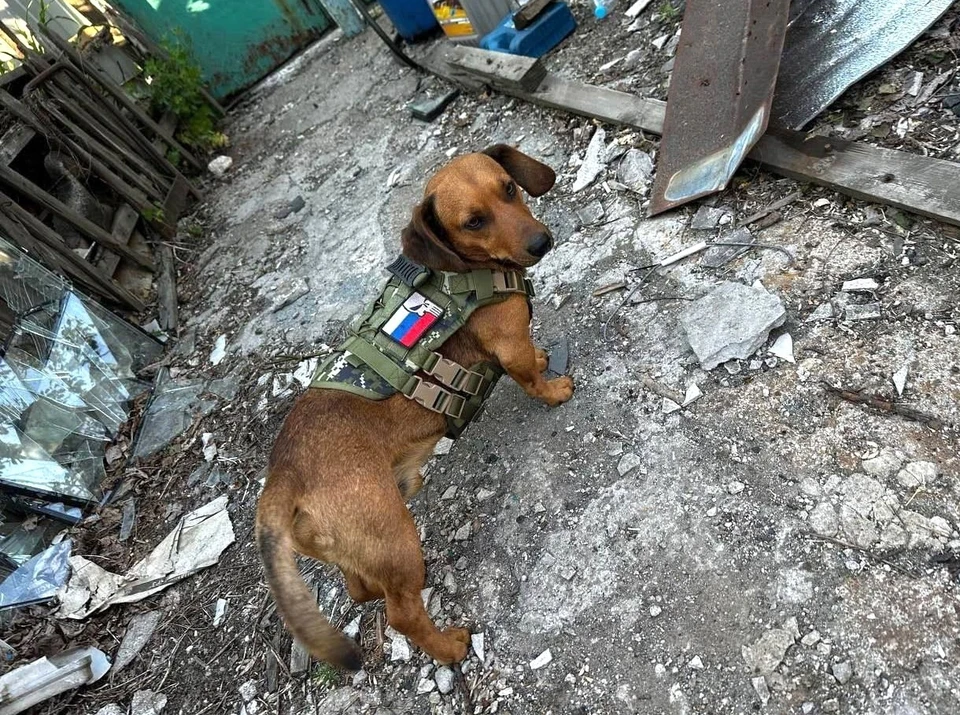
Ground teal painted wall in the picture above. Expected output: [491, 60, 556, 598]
[113, 0, 331, 99]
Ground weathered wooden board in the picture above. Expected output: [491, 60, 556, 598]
[444, 50, 960, 227]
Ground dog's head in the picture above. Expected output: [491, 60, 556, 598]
[401, 145, 556, 272]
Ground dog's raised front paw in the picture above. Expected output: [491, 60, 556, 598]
[543, 375, 574, 406]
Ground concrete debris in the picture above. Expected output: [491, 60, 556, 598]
[687, 655, 704, 670]
[809, 502, 840, 537]
[626, 0, 654, 17]
[530, 648, 553, 670]
[131, 690, 167, 715]
[239, 681, 257, 703]
[807, 302, 834, 322]
[433, 437, 454, 456]
[387, 629, 412, 662]
[434, 666, 456, 694]
[416, 677, 436, 694]
[270, 277, 309, 312]
[58, 497, 235, 619]
[861, 448, 902, 478]
[207, 155, 233, 178]
[471, 632, 485, 664]
[897, 461, 937, 489]
[892, 364, 909, 396]
[201, 432, 218, 462]
[727, 481, 745, 495]
[832, 661, 853, 684]
[572, 128, 607, 192]
[680, 282, 787, 370]
[453, 523, 472, 541]
[751, 676, 771, 704]
[662, 397, 682, 414]
[95, 706, 124, 715]
[842, 277, 879, 292]
[823, 698, 840, 712]
[800, 630, 821, 647]
[768, 333, 795, 363]
[113, 611, 161, 673]
[343, 616, 361, 640]
[616, 149, 653, 191]
[701, 226, 755, 268]
[617, 452, 644, 476]
[690, 205, 733, 230]
[844, 303, 881, 321]
[213, 598, 228, 627]
[577, 200, 605, 226]
[649, 605, 662, 617]
[742, 627, 795, 675]
[209, 335, 227, 366]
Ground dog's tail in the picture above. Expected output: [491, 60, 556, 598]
[256, 476, 362, 671]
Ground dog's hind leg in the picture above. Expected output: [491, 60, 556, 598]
[342, 569, 382, 603]
[376, 506, 470, 663]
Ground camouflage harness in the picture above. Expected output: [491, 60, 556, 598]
[310, 256, 535, 438]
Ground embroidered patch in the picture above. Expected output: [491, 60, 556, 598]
[382, 293, 443, 348]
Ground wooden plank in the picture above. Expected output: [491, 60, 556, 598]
[447, 46, 546, 92]
[446, 58, 960, 228]
[417, 46, 487, 92]
[513, 0, 554, 30]
[96, 203, 140, 278]
[0, 122, 35, 167]
[0, 191, 146, 310]
[0, 163, 154, 269]
[156, 243, 178, 332]
[750, 130, 960, 228]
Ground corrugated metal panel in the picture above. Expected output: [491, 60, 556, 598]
[110, 0, 331, 100]
[772, 0, 954, 129]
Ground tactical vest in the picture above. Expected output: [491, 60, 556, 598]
[310, 256, 535, 438]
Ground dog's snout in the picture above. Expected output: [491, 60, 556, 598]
[527, 232, 553, 258]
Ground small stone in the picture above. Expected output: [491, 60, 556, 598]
[690, 205, 732, 229]
[617, 452, 644, 476]
[824, 698, 840, 712]
[706, 506, 718, 517]
[530, 648, 553, 670]
[471, 632, 485, 663]
[832, 661, 853, 684]
[841, 278, 879, 292]
[897, 461, 937, 489]
[649, 605, 662, 617]
[131, 690, 167, 715]
[477, 488, 495, 501]
[453, 523, 472, 541]
[441, 485, 458, 500]
[844, 303, 882, 321]
[239, 681, 257, 703]
[209, 335, 227, 366]
[616, 149, 653, 191]
[751, 676, 770, 704]
[799, 477, 821, 498]
[687, 655, 704, 670]
[809, 502, 839, 537]
[343, 616, 361, 640]
[680, 282, 787, 370]
[783, 617, 801, 640]
[727, 481, 745, 495]
[433, 437, 454, 455]
[806, 302, 834, 322]
[352, 670, 367, 687]
[861, 449, 903, 478]
[742, 628, 794, 675]
[435, 666, 456, 694]
[388, 631, 412, 662]
[572, 128, 607, 192]
[800, 630, 821, 647]
[802, 703, 814, 714]
[443, 571, 458, 594]
[577, 200, 605, 226]
[207, 155, 233, 178]
[95, 707, 124, 715]
[417, 678, 436, 694]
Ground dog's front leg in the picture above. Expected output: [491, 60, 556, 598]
[477, 298, 573, 406]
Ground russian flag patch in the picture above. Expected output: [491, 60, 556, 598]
[382, 293, 443, 348]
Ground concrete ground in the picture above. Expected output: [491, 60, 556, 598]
[140, 14, 958, 715]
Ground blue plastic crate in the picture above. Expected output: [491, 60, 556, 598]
[480, 1, 576, 58]
[380, 0, 439, 42]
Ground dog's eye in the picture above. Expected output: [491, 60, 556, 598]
[464, 216, 484, 230]
[505, 181, 516, 198]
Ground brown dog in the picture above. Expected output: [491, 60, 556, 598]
[256, 145, 574, 670]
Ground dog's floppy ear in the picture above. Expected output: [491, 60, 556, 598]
[482, 144, 556, 197]
[401, 195, 470, 271]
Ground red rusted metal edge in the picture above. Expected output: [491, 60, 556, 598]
[648, 0, 790, 217]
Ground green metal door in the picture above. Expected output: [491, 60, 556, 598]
[112, 0, 331, 99]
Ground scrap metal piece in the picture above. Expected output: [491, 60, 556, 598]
[649, 0, 790, 216]
[773, 0, 954, 129]
[0, 646, 110, 715]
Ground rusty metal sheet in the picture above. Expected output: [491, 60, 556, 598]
[772, 0, 954, 130]
[649, 0, 791, 216]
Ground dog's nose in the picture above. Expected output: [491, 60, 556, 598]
[527, 232, 553, 258]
